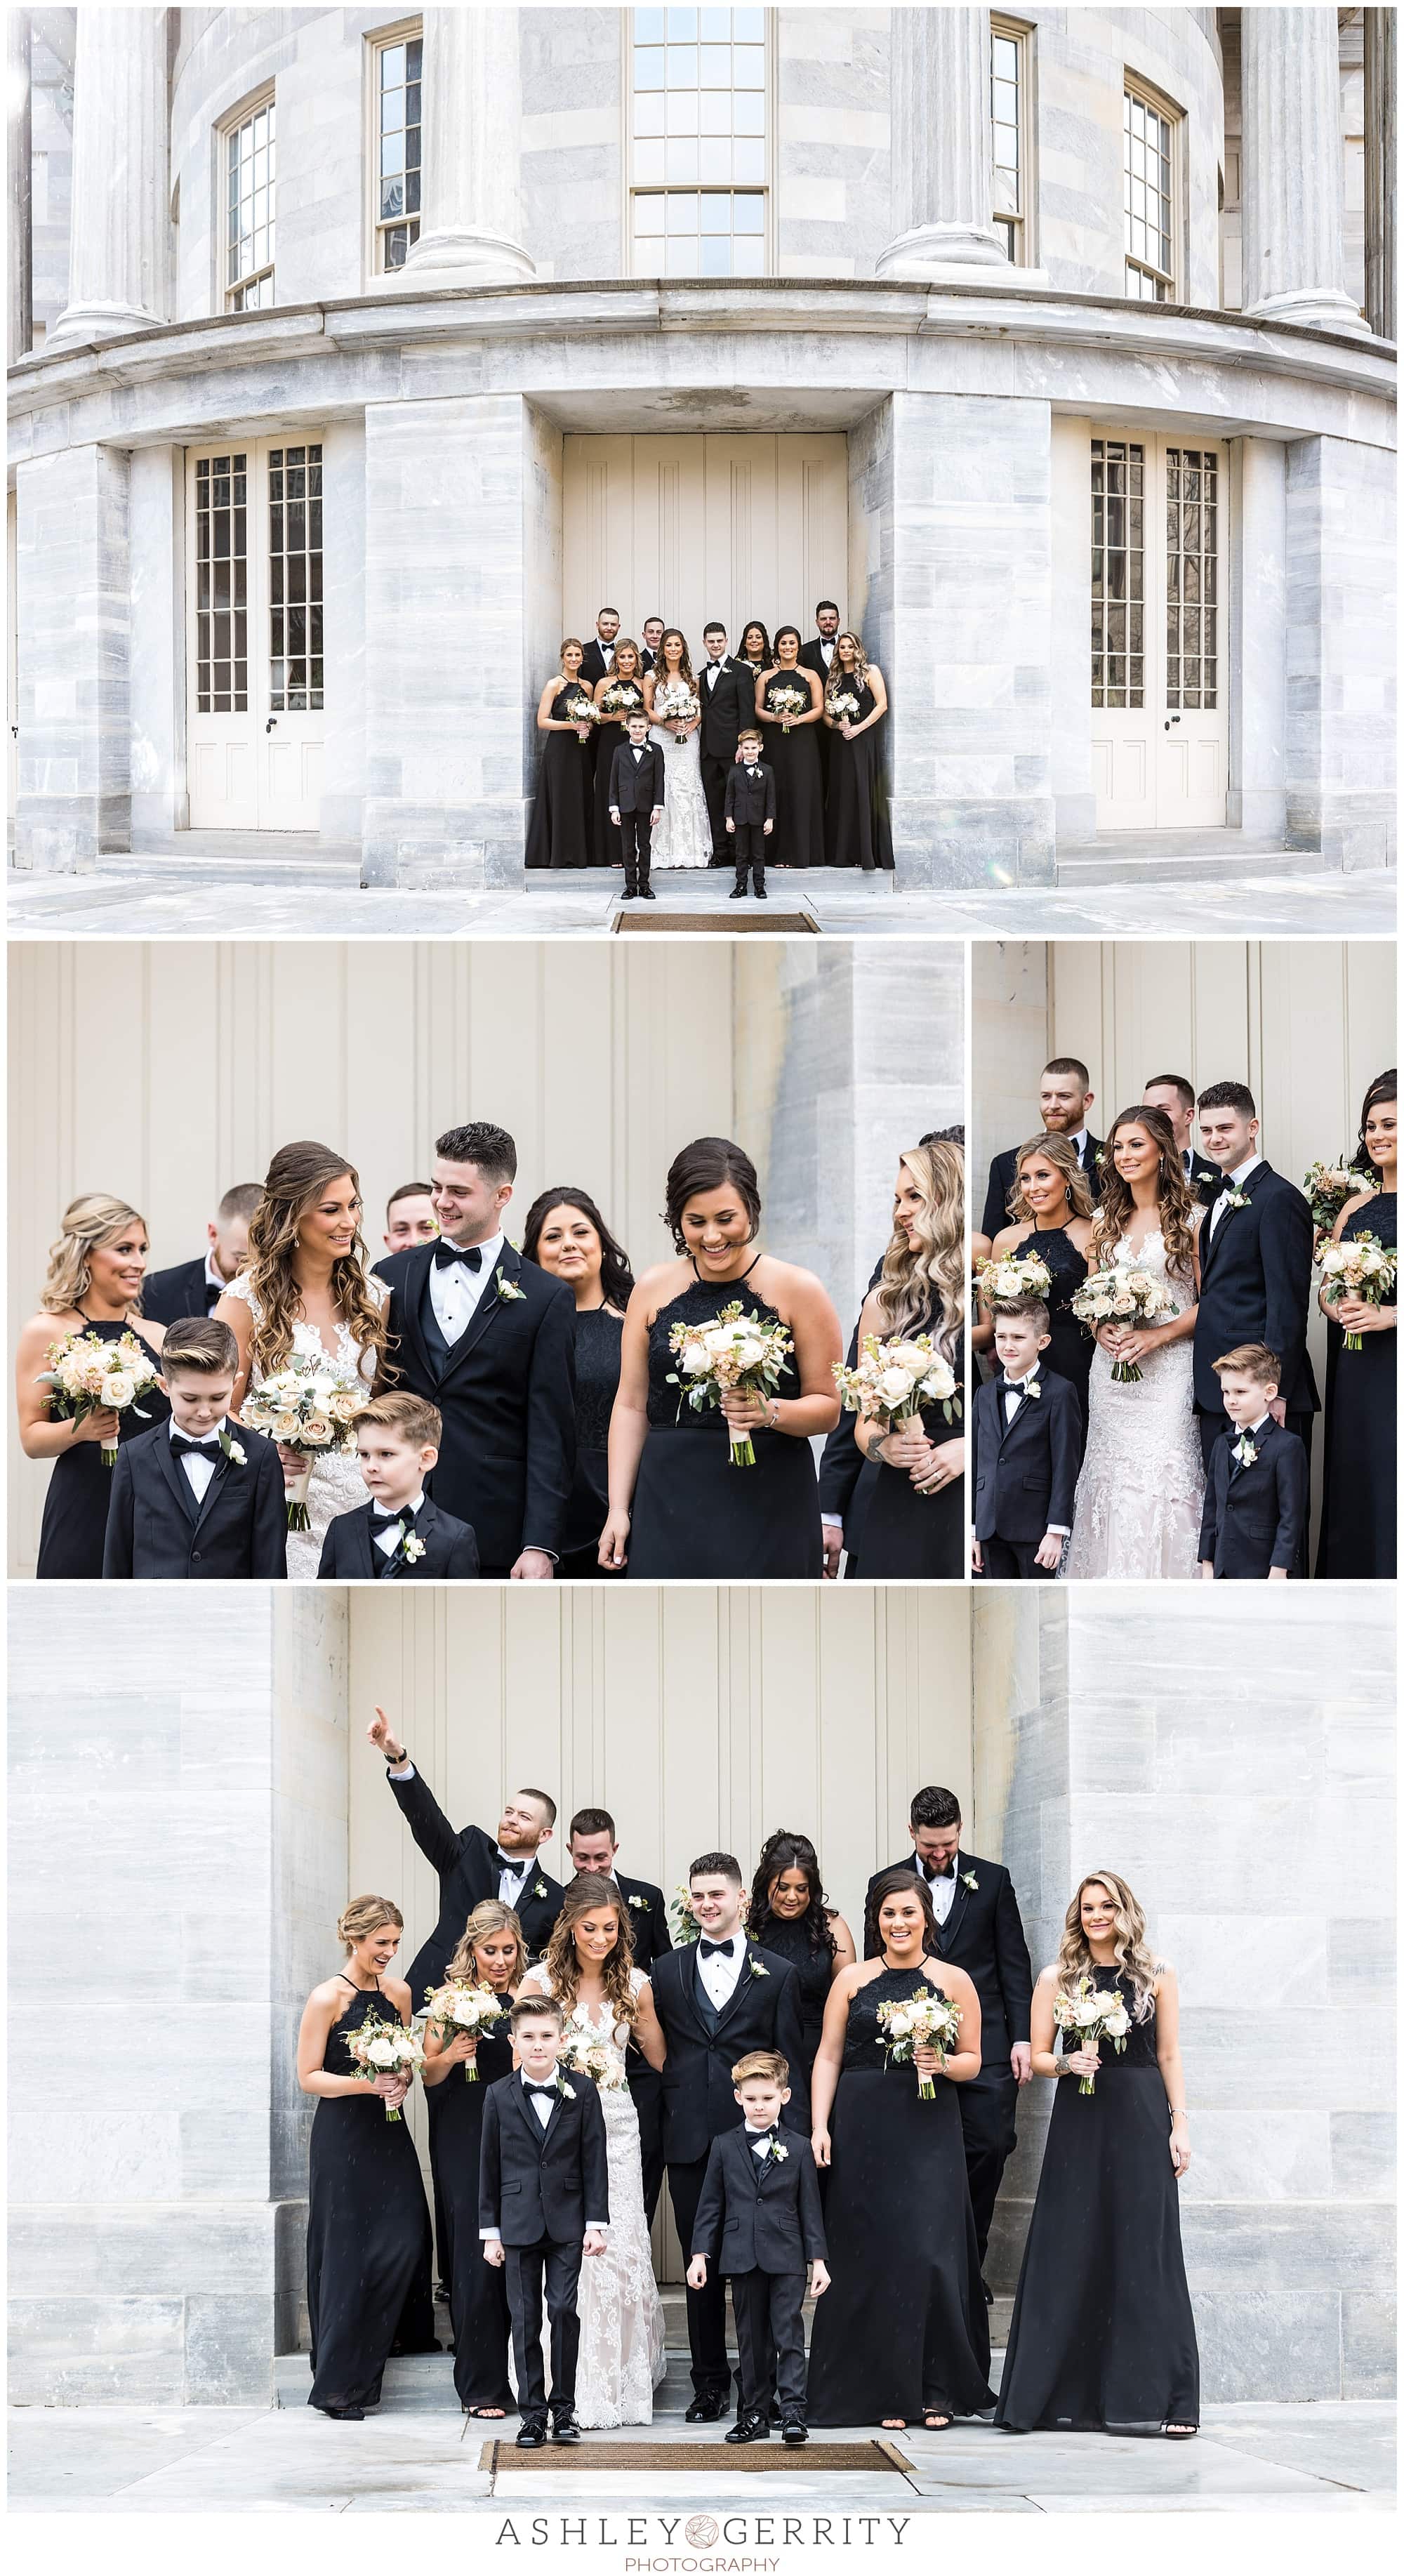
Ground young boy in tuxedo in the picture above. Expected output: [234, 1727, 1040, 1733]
[724, 724, 776, 899]
[317, 1392, 479, 1579]
[1198, 1343, 1309, 1580]
[608, 710, 665, 901]
[479, 1995, 611, 2448]
[971, 1300, 1080, 1580]
[102, 1316, 287, 1579]
[688, 2050, 828, 2447]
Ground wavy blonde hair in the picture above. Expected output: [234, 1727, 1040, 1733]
[872, 1142, 965, 1358]
[824, 632, 870, 701]
[337, 1894, 404, 1952]
[539, 1875, 639, 2027]
[1007, 1132, 1096, 1227]
[446, 1900, 525, 1990]
[41, 1194, 147, 1314]
[1088, 1106, 1198, 1279]
[1055, 1871, 1159, 2019]
[242, 1142, 390, 1377]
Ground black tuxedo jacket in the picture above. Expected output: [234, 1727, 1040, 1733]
[797, 638, 839, 690]
[609, 739, 665, 815]
[650, 1940, 809, 2167]
[816, 1251, 885, 1527]
[378, 1239, 576, 1570]
[579, 641, 617, 691]
[1191, 1161, 1319, 1418]
[972, 1368, 1080, 1543]
[614, 1872, 673, 1975]
[691, 2124, 827, 2275]
[862, 1849, 1033, 2061]
[1198, 1417, 1309, 1576]
[724, 761, 776, 827]
[1185, 1150, 1221, 1206]
[140, 1256, 220, 1326]
[698, 656, 750, 760]
[316, 1495, 479, 1582]
[479, 2069, 610, 2247]
[102, 1418, 287, 1580]
[388, 1767, 565, 1999]
[982, 1134, 1104, 1239]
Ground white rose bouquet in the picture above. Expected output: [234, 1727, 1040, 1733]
[1052, 1975, 1133, 2094]
[561, 689, 599, 735]
[1317, 1231, 1398, 1351]
[875, 1986, 964, 2100]
[239, 1360, 370, 1528]
[975, 1252, 1054, 1312]
[667, 1299, 796, 1466]
[826, 687, 862, 726]
[1302, 1158, 1377, 1236]
[767, 682, 809, 733]
[600, 679, 644, 717]
[420, 1979, 507, 2082]
[833, 1333, 961, 1442]
[1070, 1264, 1180, 1381]
[37, 1328, 161, 1467]
[557, 2011, 628, 2092]
[344, 2012, 426, 2120]
[653, 678, 700, 741]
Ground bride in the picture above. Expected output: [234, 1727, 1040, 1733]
[643, 628, 711, 868]
[519, 1874, 668, 2427]
[1062, 1105, 1206, 1581]
[217, 1141, 389, 1580]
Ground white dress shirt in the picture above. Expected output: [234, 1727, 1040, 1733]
[372, 1491, 424, 1560]
[494, 1844, 538, 1906]
[696, 1931, 746, 2009]
[1208, 1151, 1263, 1236]
[916, 1860, 958, 1927]
[428, 1231, 504, 1345]
[706, 657, 724, 688]
[204, 1252, 230, 1300]
[597, 639, 615, 668]
[1233, 1412, 1271, 1459]
[818, 637, 836, 666]
[169, 1417, 227, 1506]
[744, 2120, 777, 2160]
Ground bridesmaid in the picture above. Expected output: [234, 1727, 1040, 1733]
[807, 1868, 993, 2431]
[1316, 1069, 1397, 1580]
[976, 1133, 1095, 1444]
[600, 1137, 841, 1580]
[525, 640, 597, 869]
[522, 1184, 635, 1580]
[16, 1194, 169, 1580]
[995, 1871, 1198, 2438]
[756, 628, 825, 867]
[421, 1899, 523, 2419]
[297, 1896, 434, 2421]
[592, 639, 650, 868]
[846, 1141, 967, 1580]
[745, 1831, 856, 2082]
[736, 619, 773, 691]
[823, 633, 893, 870]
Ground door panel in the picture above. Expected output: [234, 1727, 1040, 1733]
[1092, 431, 1227, 831]
[186, 435, 326, 831]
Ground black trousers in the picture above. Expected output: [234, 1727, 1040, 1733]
[701, 749, 734, 859]
[1197, 1408, 1313, 1576]
[958, 2061, 1019, 2270]
[980, 1533, 1059, 1581]
[504, 2235, 583, 2422]
[668, 2157, 731, 2392]
[730, 822, 768, 887]
[619, 811, 654, 889]
[731, 2268, 808, 2420]
[629, 2064, 666, 2228]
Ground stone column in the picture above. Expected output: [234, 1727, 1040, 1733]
[46, 6, 169, 352]
[1240, 6, 1370, 335]
[878, 7, 1015, 282]
[1364, 8, 1396, 341]
[394, 6, 534, 291]
[1226, 439, 1287, 840]
[1284, 432, 1396, 869]
[13, 444, 132, 871]
[8, 9, 32, 361]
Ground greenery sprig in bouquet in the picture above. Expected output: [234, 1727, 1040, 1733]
[239, 1360, 369, 1528]
[1317, 1231, 1397, 1350]
[343, 2011, 425, 2120]
[668, 1302, 795, 1465]
[833, 1333, 960, 1439]
[1070, 1266, 1179, 1382]
[419, 1979, 507, 2082]
[37, 1328, 161, 1467]
[1052, 1976, 1132, 2095]
[875, 1987, 963, 2100]
[975, 1252, 1054, 1312]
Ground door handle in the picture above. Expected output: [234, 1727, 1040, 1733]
[1164, 715, 1181, 729]
[265, 717, 278, 734]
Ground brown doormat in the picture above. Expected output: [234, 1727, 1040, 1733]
[483, 2438, 911, 2475]
[611, 913, 819, 934]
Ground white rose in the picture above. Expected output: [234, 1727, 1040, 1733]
[680, 1343, 711, 1376]
[732, 1335, 768, 1368]
[365, 2035, 398, 2068]
[877, 1366, 916, 1405]
[102, 1373, 135, 1407]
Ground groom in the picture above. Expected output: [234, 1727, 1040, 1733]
[696, 623, 750, 864]
[1193, 1081, 1318, 1570]
[650, 1854, 808, 2419]
[376, 1122, 576, 1578]
[865, 1785, 1033, 2297]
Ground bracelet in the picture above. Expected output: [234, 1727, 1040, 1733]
[1170, 2108, 1188, 2122]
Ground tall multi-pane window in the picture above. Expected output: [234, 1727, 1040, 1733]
[1123, 85, 1176, 300]
[225, 95, 275, 310]
[991, 22, 1028, 264]
[194, 453, 249, 713]
[1090, 437, 1144, 709]
[268, 444, 324, 712]
[629, 7, 768, 277]
[373, 28, 423, 272]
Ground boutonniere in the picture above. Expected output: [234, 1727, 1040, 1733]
[1016, 1380, 1040, 1401]
[749, 1958, 769, 1979]
[765, 2139, 788, 2162]
[1220, 1186, 1251, 1210]
[402, 1531, 426, 1563]
[498, 1277, 526, 1302]
[628, 1894, 649, 1911]
[962, 1871, 979, 1891]
[1232, 1435, 1258, 1467]
[534, 1880, 550, 1900]
[218, 1430, 246, 1466]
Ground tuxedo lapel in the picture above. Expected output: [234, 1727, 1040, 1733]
[190, 1449, 233, 1536]
[351, 1509, 380, 1580]
[438, 1243, 522, 1389]
[713, 1943, 761, 2037]
[154, 1432, 200, 1527]
[940, 1866, 972, 1951]
[1202, 1163, 1268, 1283]
[670, 1947, 714, 2045]
[507, 2077, 551, 2160]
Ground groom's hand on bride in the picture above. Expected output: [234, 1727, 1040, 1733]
[510, 1549, 554, 1582]
[583, 2230, 608, 2259]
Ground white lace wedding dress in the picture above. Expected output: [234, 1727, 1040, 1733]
[1061, 1229, 1205, 1582]
[522, 1968, 668, 2427]
[224, 1272, 387, 1580]
[649, 722, 712, 868]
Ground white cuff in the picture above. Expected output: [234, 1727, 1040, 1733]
[1046, 1526, 1070, 1538]
[479, 2227, 501, 2241]
[821, 1515, 842, 1530]
[388, 1759, 416, 1780]
[586, 2221, 609, 2233]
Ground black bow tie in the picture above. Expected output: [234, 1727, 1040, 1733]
[925, 1863, 955, 1881]
[497, 1851, 526, 1875]
[524, 2081, 558, 2100]
[171, 1432, 218, 1456]
[435, 1241, 482, 1272]
[748, 2127, 776, 2145]
[700, 1937, 736, 1959]
[372, 1505, 413, 1528]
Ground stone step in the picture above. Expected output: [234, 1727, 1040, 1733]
[1056, 845, 1335, 889]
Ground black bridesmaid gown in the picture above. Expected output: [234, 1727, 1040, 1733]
[1316, 1191, 1396, 1580]
[807, 1968, 995, 2426]
[995, 1967, 1199, 2435]
[760, 675, 825, 866]
[434, 2019, 518, 2412]
[592, 681, 649, 867]
[1008, 1225, 1092, 1449]
[626, 1267, 823, 1580]
[525, 683, 595, 868]
[823, 682, 894, 870]
[847, 1326, 965, 1581]
[34, 1314, 170, 1579]
[559, 1307, 625, 1580]
[306, 1979, 435, 2414]
[750, 1913, 835, 2080]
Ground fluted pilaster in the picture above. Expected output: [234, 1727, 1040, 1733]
[1240, 6, 1370, 335]
[48, 6, 169, 351]
[395, 6, 534, 291]
[878, 6, 1013, 281]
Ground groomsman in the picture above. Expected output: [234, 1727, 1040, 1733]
[798, 601, 843, 799]
[1142, 1075, 1221, 1205]
[381, 1182, 439, 1258]
[981, 1059, 1104, 1239]
[864, 1785, 1033, 2297]
[568, 1807, 672, 2224]
[697, 623, 751, 862]
[141, 1182, 262, 1325]
[640, 616, 666, 676]
[1193, 1082, 1318, 1571]
[377, 1122, 576, 1577]
[578, 608, 622, 691]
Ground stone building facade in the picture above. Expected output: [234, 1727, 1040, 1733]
[6, 6, 1396, 889]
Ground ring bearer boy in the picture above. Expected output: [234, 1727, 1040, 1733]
[724, 724, 776, 899]
[1198, 1344, 1309, 1580]
[479, 1994, 611, 2449]
[688, 2050, 829, 2448]
[971, 1300, 1080, 1580]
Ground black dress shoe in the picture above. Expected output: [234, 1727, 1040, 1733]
[730, 885, 746, 899]
[516, 2423, 548, 2448]
[322, 2404, 365, 2421]
[551, 2415, 581, 2443]
[685, 2390, 730, 2422]
[640, 885, 656, 899]
[781, 2420, 808, 2447]
[725, 2415, 769, 2445]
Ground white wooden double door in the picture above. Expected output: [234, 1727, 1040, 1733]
[1089, 430, 1228, 831]
[185, 435, 326, 831]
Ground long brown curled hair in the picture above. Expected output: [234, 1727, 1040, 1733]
[540, 1875, 639, 2027]
[872, 1142, 965, 1357]
[242, 1142, 390, 1375]
[1088, 1106, 1198, 1280]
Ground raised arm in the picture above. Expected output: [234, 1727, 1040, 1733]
[366, 1706, 462, 1877]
